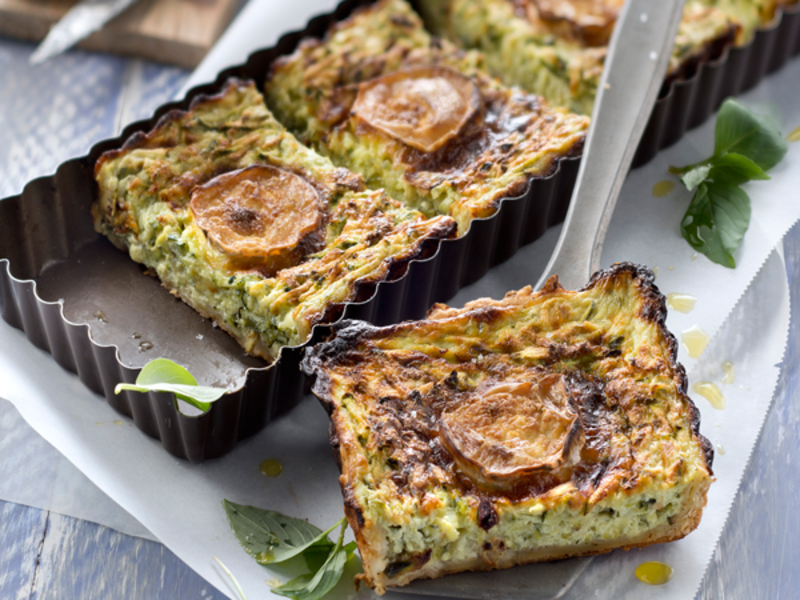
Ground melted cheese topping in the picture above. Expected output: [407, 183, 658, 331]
[440, 376, 583, 487]
[353, 66, 480, 153]
[190, 165, 324, 274]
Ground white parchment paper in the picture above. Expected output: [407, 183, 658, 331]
[0, 397, 155, 541]
[0, 2, 799, 598]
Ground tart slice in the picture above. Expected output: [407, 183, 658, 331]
[418, 0, 742, 115]
[93, 79, 456, 361]
[265, 0, 588, 233]
[302, 263, 713, 593]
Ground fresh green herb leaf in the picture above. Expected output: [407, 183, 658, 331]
[272, 521, 348, 600]
[214, 557, 249, 600]
[671, 98, 788, 267]
[707, 153, 770, 186]
[679, 164, 711, 191]
[223, 500, 343, 565]
[302, 539, 336, 572]
[224, 501, 358, 600]
[714, 98, 788, 170]
[343, 541, 358, 556]
[114, 358, 227, 412]
[680, 182, 751, 268]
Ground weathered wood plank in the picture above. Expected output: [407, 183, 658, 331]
[30, 512, 227, 600]
[0, 0, 240, 68]
[0, 500, 48, 600]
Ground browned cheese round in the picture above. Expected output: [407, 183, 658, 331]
[351, 66, 480, 153]
[440, 375, 584, 488]
[190, 165, 323, 274]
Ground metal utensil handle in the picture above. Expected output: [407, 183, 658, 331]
[536, 0, 686, 290]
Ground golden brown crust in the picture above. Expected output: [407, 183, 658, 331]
[303, 263, 713, 591]
[92, 78, 458, 362]
[265, 0, 588, 231]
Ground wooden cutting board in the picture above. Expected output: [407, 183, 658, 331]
[0, 0, 241, 68]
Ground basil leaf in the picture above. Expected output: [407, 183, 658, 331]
[114, 358, 226, 412]
[223, 500, 343, 565]
[680, 164, 711, 191]
[213, 557, 249, 600]
[708, 152, 770, 186]
[137, 357, 199, 386]
[272, 523, 348, 600]
[681, 182, 751, 268]
[303, 539, 336, 572]
[714, 98, 788, 170]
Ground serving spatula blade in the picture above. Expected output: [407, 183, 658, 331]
[536, 0, 686, 290]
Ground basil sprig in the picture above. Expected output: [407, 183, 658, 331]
[224, 500, 357, 600]
[670, 98, 788, 267]
[114, 358, 228, 412]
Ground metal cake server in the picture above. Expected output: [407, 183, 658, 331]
[30, 0, 141, 64]
[536, 0, 686, 290]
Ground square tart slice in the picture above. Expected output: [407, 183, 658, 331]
[265, 0, 588, 233]
[302, 263, 713, 593]
[417, 0, 740, 115]
[93, 79, 456, 362]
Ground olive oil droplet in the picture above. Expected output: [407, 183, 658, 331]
[259, 459, 283, 478]
[721, 360, 735, 384]
[93, 311, 108, 323]
[636, 561, 673, 585]
[717, 444, 726, 455]
[681, 325, 709, 358]
[652, 180, 675, 197]
[113, 420, 124, 426]
[139, 341, 154, 351]
[787, 125, 800, 143]
[667, 293, 696, 313]
[693, 381, 726, 409]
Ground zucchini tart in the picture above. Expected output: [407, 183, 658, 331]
[265, 0, 588, 232]
[93, 79, 456, 361]
[303, 263, 713, 593]
[417, 0, 773, 115]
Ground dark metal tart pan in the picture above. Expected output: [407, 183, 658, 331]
[1, 0, 798, 463]
[634, 1, 800, 166]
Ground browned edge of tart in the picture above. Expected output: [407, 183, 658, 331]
[302, 261, 714, 477]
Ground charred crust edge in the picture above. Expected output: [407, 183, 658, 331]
[95, 78, 257, 173]
[306, 262, 715, 476]
[477, 497, 499, 531]
[585, 262, 714, 474]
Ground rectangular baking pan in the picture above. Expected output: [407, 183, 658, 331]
[1, 0, 798, 463]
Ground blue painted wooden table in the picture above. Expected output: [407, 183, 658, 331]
[0, 33, 798, 600]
